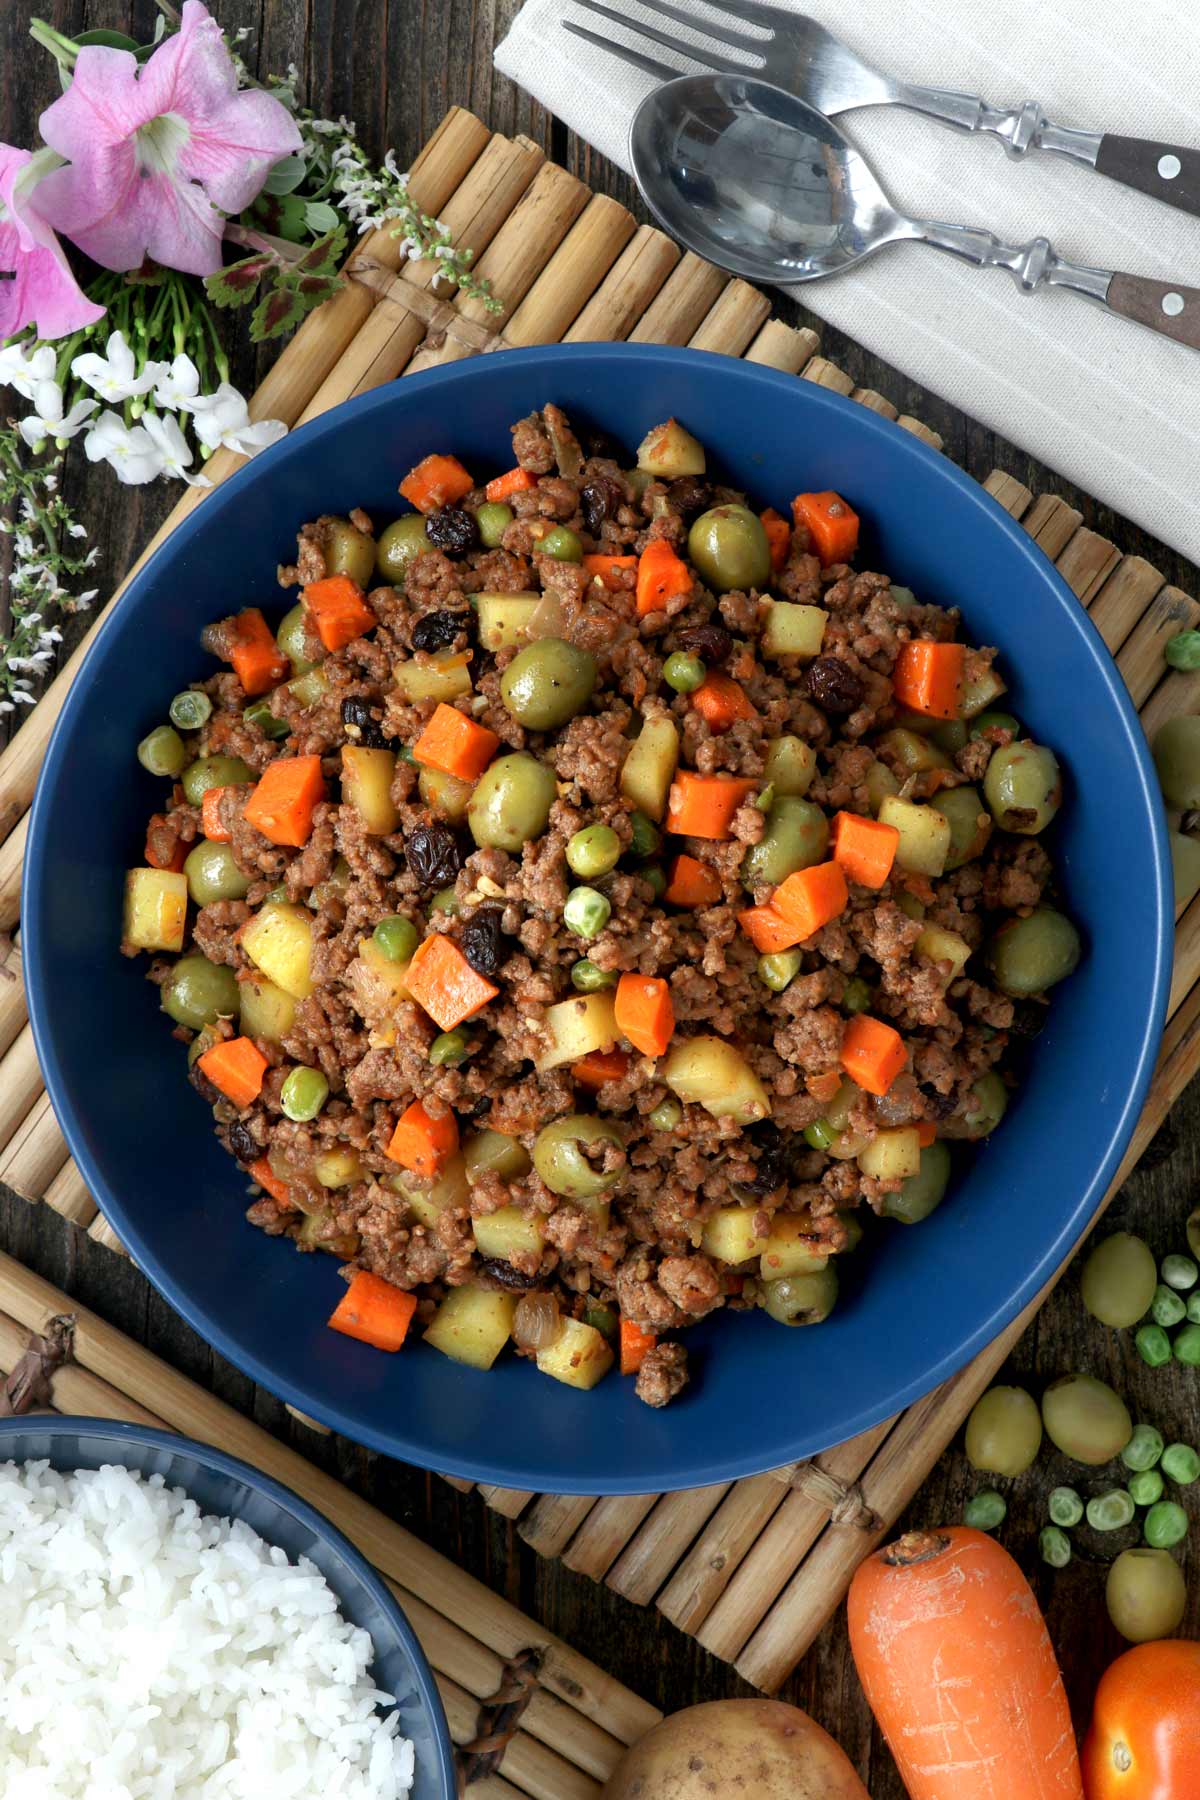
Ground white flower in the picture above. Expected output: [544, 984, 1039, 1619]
[0, 342, 57, 402]
[17, 379, 97, 449]
[72, 330, 164, 404]
[152, 352, 201, 412]
[141, 411, 211, 488]
[185, 382, 287, 457]
[82, 410, 164, 485]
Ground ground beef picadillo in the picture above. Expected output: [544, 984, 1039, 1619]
[129, 406, 1076, 1408]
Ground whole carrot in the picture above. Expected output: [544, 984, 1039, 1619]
[848, 1526, 1083, 1800]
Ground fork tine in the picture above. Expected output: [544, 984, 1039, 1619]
[561, 19, 682, 82]
[571, 0, 755, 75]
[688, 0, 789, 28]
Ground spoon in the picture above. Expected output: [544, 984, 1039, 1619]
[629, 74, 1200, 352]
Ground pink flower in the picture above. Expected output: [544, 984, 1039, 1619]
[34, 1, 301, 278]
[0, 144, 106, 339]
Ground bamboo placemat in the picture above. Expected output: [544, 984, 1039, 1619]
[2, 105, 1199, 1695]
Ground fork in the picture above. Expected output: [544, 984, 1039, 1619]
[564, 0, 1200, 221]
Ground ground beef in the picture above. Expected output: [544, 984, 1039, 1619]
[635, 1342, 689, 1408]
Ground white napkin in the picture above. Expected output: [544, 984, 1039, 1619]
[496, 0, 1200, 567]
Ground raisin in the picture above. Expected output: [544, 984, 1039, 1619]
[340, 696, 386, 747]
[580, 425, 627, 463]
[477, 1258, 538, 1291]
[919, 1085, 958, 1120]
[741, 1122, 790, 1194]
[580, 475, 623, 535]
[410, 608, 471, 654]
[405, 823, 461, 890]
[462, 906, 504, 977]
[425, 506, 479, 556]
[678, 622, 732, 665]
[229, 1121, 259, 1164]
[667, 475, 713, 520]
[1008, 999, 1047, 1039]
[805, 656, 864, 715]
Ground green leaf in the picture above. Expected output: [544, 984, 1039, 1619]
[74, 28, 140, 50]
[294, 226, 347, 278]
[246, 192, 311, 243]
[296, 273, 342, 301]
[251, 281, 308, 342]
[303, 201, 341, 236]
[205, 253, 272, 310]
[263, 154, 309, 197]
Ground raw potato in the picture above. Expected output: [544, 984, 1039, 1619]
[759, 1215, 829, 1280]
[238, 973, 297, 1043]
[636, 417, 706, 478]
[472, 1205, 546, 1260]
[475, 592, 541, 650]
[663, 1035, 772, 1124]
[620, 714, 680, 822]
[423, 1286, 517, 1369]
[762, 601, 828, 659]
[702, 1206, 769, 1266]
[341, 745, 398, 834]
[123, 867, 188, 953]
[536, 1316, 614, 1389]
[858, 1126, 921, 1181]
[877, 795, 951, 876]
[392, 650, 472, 704]
[241, 901, 315, 999]
[536, 991, 619, 1072]
[915, 922, 972, 982]
[601, 1699, 870, 1799]
[763, 735, 817, 797]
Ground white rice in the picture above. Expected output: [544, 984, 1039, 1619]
[0, 1460, 417, 1799]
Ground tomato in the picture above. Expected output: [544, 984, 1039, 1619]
[1082, 1641, 1200, 1799]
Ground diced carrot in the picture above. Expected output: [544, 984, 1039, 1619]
[405, 932, 499, 1031]
[243, 754, 325, 847]
[636, 538, 693, 617]
[615, 973, 675, 1059]
[302, 575, 377, 653]
[841, 1013, 907, 1097]
[583, 552, 638, 591]
[385, 1098, 460, 1180]
[737, 902, 801, 954]
[572, 1048, 631, 1090]
[791, 490, 860, 567]
[831, 811, 900, 889]
[663, 853, 722, 908]
[761, 507, 791, 572]
[143, 814, 187, 872]
[248, 1156, 294, 1207]
[620, 1317, 657, 1376]
[807, 1069, 843, 1105]
[328, 1270, 417, 1353]
[665, 771, 757, 840]
[485, 466, 537, 503]
[690, 671, 759, 733]
[201, 786, 233, 844]
[220, 608, 290, 697]
[400, 452, 474, 513]
[772, 861, 849, 940]
[892, 640, 966, 720]
[412, 702, 499, 783]
[916, 1121, 937, 1148]
[198, 1036, 269, 1109]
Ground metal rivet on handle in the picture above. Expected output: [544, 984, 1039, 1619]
[1158, 154, 1183, 180]
[1163, 292, 1185, 317]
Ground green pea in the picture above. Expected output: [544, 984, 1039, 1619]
[373, 916, 419, 963]
[760, 1266, 838, 1326]
[1121, 1425, 1165, 1473]
[538, 525, 583, 563]
[277, 602, 320, 673]
[468, 752, 558, 852]
[742, 796, 829, 890]
[641, 866, 667, 900]
[963, 1489, 1006, 1532]
[1081, 1232, 1158, 1329]
[663, 652, 706, 693]
[162, 954, 240, 1030]
[1151, 1284, 1187, 1328]
[429, 1030, 471, 1067]
[1048, 1486, 1084, 1527]
[184, 840, 251, 906]
[983, 741, 1062, 834]
[169, 689, 212, 731]
[931, 718, 968, 755]
[1144, 1501, 1189, 1548]
[688, 503, 770, 593]
[571, 959, 616, 993]
[969, 709, 1021, 741]
[1129, 1469, 1165, 1507]
[1161, 1443, 1200, 1486]
[1040, 1526, 1072, 1568]
[566, 824, 621, 879]
[884, 1140, 951, 1224]
[429, 886, 459, 916]
[324, 517, 376, 586]
[532, 1114, 624, 1198]
[474, 501, 513, 549]
[841, 976, 873, 1014]
[804, 1119, 835, 1152]
[137, 725, 187, 778]
[1154, 717, 1200, 811]
[628, 812, 661, 859]
[1162, 1253, 1198, 1290]
[181, 755, 253, 806]
[500, 639, 596, 730]
[376, 513, 433, 587]
[1174, 1324, 1200, 1365]
[1165, 629, 1200, 671]
[1136, 1323, 1173, 1367]
[1087, 1489, 1136, 1532]
[758, 950, 803, 992]
[649, 1097, 683, 1132]
[1188, 1292, 1200, 1324]
[583, 1302, 618, 1339]
[564, 886, 611, 939]
[280, 1065, 329, 1122]
[988, 909, 1082, 997]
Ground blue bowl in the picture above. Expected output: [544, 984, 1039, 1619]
[0, 1416, 455, 1796]
[23, 344, 1171, 1494]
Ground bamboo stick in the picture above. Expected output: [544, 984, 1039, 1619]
[1087, 555, 1168, 656]
[477, 1485, 536, 1519]
[1138, 633, 1200, 741]
[896, 416, 944, 451]
[656, 1472, 790, 1634]
[1116, 581, 1195, 706]
[1055, 528, 1121, 607]
[801, 356, 854, 396]
[0, 811, 26, 932]
[87, 1212, 128, 1256]
[519, 1494, 600, 1559]
[850, 387, 898, 419]
[744, 320, 820, 373]
[441, 1472, 478, 1494]
[1021, 494, 1082, 561]
[0, 938, 25, 1058]
[982, 469, 1033, 518]
[285, 1404, 332, 1435]
[605, 1483, 729, 1607]
[505, 197, 637, 347]
[1169, 895, 1200, 1017]
[0, 1024, 42, 1157]
[688, 281, 772, 355]
[564, 225, 680, 342]
[0, 1088, 68, 1199]
[562, 1494, 658, 1582]
[437, 1669, 600, 1800]
[628, 253, 728, 345]
[42, 1158, 97, 1229]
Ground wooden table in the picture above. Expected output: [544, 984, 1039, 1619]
[3, 5, 1199, 1790]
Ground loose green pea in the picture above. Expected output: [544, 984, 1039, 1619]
[1188, 1292, 1200, 1324]
[429, 886, 459, 916]
[663, 652, 706, 694]
[804, 1119, 834, 1152]
[169, 689, 212, 731]
[373, 915, 419, 963]
[1121, 1425, 1165, 1472]
[280, 1065, 329, 1122]
[1040, 1526, 1072, 1568]
[1151, 1284, 1187, 1328]
[538, 525, 583, 562]
[1162, 1252, 1198, 1290]
[1144, 1501, 1189, 1548]
[564, 886, 611, 939]
[1174, 1324, 1200, 1365]
[137, 724, 187, 778]
[641, 866, 667, 900]
[1161, 1443, 1200, 1486]
[566, 824, 621, 879]
[1048, 1486, 1084, 1527]
[571, 959, 616, 993]
[429, 1030, 471, 1067]
[474, 501, 513, 548]
[758, 950, 803, 992]
[842, 977, 872, 1014]
[1129, 1469, 1165, 1507]
[628, 812, 661, 859]
[963, 1490, 1006, 1531]
[649, 1097, 683, 1132]
[1087, 1489, 1136, 1532]
[243, 698, 289, 741]
[1137, 1324, 1174, 1367]
[1165, 629, 1200, 671]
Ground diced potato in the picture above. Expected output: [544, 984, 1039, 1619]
[346, 935, 413, 1022]
[392, 650, 472, 704]
[475, 592, 541, 650]
[123, 867, 188, 953]
[636, 417, 705, 478]
[424, 1286, 517, 1369]
[959, 657, 1007, 719]
[759, 1215, 830, 1279]
[763, 735, 817, 797]
[464, 1130, 532, 1182]
[419, 763, 474, 823]
[875, 729, 953, 775]
[314, 1146, 365, 1188]
[895, 889, 926, 922]
[241, 901, 314, 998]
[858, 1126, 922, 1181]
[238, 973, 297, 1043]
[662, 1035, 771, 1124]
[702, 1205, 770, 1266]
[289, 667, 329, 709]
[824, 1079, 858, 1133]
[762, 602, 827, 659]
[391, 1152, 470, 1225]
[342, 745, 398, 834]
[536, 991, 619, 1073]
[472, 1205, 546, 1260]
[916, 922, 972, 982]
[877, 796, 951, 877]
[536, 1316, 614, 1390]
[865, 759, 901, 814]
[620, 714, 679, 823]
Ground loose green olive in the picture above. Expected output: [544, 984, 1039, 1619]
[181, 755, 253, 806]
[532, 1114, 624, 1199]
[965, 1385, 1043, 1477]
[1042, 1373, 1133, 1465]
[883, 1140, 951, 1223]
[983, 741, 1062, 834]
[276, 602, 320, 674]
[760, 1266, 838, 1326]
[937, 784, 993, 871]
[1081, 1232, 1158, 1328]
[499, 639, 596, 731]
[162, 953, 240, 1029]
[939, 1071, 1008, 1142]
[376, 513, 433, 586]
[742, 796, 829, 890]
[1170, 830, 1200, 910]
[324, 516, 376, 586]
[687, 503, 771, 594]
[1106, 1548, 1187, 1643]
[467, 752, 557, 852]
[184, 840, 251, 906]
[988, 909, 1082, 997]
[1153, 716, 1200, 810]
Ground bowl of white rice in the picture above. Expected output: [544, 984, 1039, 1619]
[0, 1417, 455, 1799]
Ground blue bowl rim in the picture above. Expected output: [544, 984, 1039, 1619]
[0, 1413, 457, 1794]
[23, 342, 1173, 1492]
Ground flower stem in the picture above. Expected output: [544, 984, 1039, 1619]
[28, 17, 81, 68]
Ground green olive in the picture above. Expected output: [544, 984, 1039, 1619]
[276, 602, 320, 674]
[760, 1266, 838, 1325]
[532, 1114, 624, 1198]
[687, 503, 771, 594]
[1042, 1373, 1133, 1465]
[181, 755, 253, 807]
[184, 840, 251, 905]
[1153, 716, 1200, 810]
[1081, 1232, 1158, 1329]
[376, 513, 433, 586]
[1106, 1548, 1187, 1643]
[931, 718, 969, 755]
[162, 953, 240, 1029]
[883, 1140, 951, 1223]
[467, 752, 557, 851]
[965, 1385, 1043, 1476]
[741, 796, 829, 890]
[324, 516, 376, 586]
[938, 1071, 1008, 1142]
[937, 785, 993, 871]
[988, 909, 1081, 997]
[475, 501, 513, 549]
[1170, 830, 1200, 910]
[983, 741, 1062, 834]
[499, 638, 596, 731]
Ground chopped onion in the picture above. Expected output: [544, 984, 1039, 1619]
[513, 1291, 562, 1351]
